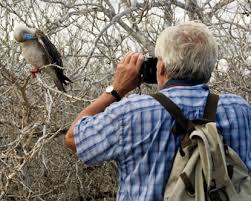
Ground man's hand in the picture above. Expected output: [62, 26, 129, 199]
[113, 52, 144, 97]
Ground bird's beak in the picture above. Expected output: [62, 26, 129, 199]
[23, 32, 35, 41]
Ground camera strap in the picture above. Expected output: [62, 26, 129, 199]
[137, 85, 142, 95]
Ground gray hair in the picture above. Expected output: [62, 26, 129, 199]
[155, 21, 218, 83]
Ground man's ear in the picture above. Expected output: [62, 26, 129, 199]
[159, 60, 166, 76]
[157, 59, 168, 87]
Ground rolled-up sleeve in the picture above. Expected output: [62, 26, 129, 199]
[74, 105, 124, 165]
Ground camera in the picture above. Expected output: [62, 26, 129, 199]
[140, 56, 158, 84]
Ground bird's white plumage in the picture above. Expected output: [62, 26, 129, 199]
[21, 40, 47, 67]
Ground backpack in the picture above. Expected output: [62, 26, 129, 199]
[151, 93, 251, 201]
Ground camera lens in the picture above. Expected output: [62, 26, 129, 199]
[140, 57, 158, 84]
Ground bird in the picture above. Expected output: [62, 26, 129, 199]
[14, 24, 72, 92]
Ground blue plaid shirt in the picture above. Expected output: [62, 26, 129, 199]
[74, 82, 251, 201]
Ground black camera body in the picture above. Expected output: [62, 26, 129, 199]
[140, 56, 158, 84]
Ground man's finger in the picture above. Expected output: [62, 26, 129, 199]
[130, 53, 140, 65]
[135, 54, 144, 71]
[124, 52, 134, 64]
[119, 52, 131, 64]
[119, 56, 125, 64]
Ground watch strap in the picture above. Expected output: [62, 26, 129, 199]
[111, 89, 121, 101]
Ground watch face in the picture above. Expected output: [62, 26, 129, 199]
[106, 85, 114, 93]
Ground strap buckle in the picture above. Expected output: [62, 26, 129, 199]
[208, 187, 229, 201]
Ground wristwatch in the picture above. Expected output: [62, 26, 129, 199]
[105, 85, 121, 101]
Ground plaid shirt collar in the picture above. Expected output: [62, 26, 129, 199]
[161, 79, 203, 90]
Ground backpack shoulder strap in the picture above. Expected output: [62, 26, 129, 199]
[150, 93, 194, 133]
[203, 93, 219, 122]
[150, 92, 219, 130]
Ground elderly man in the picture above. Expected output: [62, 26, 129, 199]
[65, 21, 251, 201]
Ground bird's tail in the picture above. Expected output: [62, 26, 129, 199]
[62, 74, 73, 85]
[55, 74, 72, 92]
[54, 79, 66, 92]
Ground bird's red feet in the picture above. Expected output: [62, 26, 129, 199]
[30, 66, 41, 78]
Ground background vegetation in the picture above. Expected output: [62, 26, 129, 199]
[0, 0, 250, 200]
